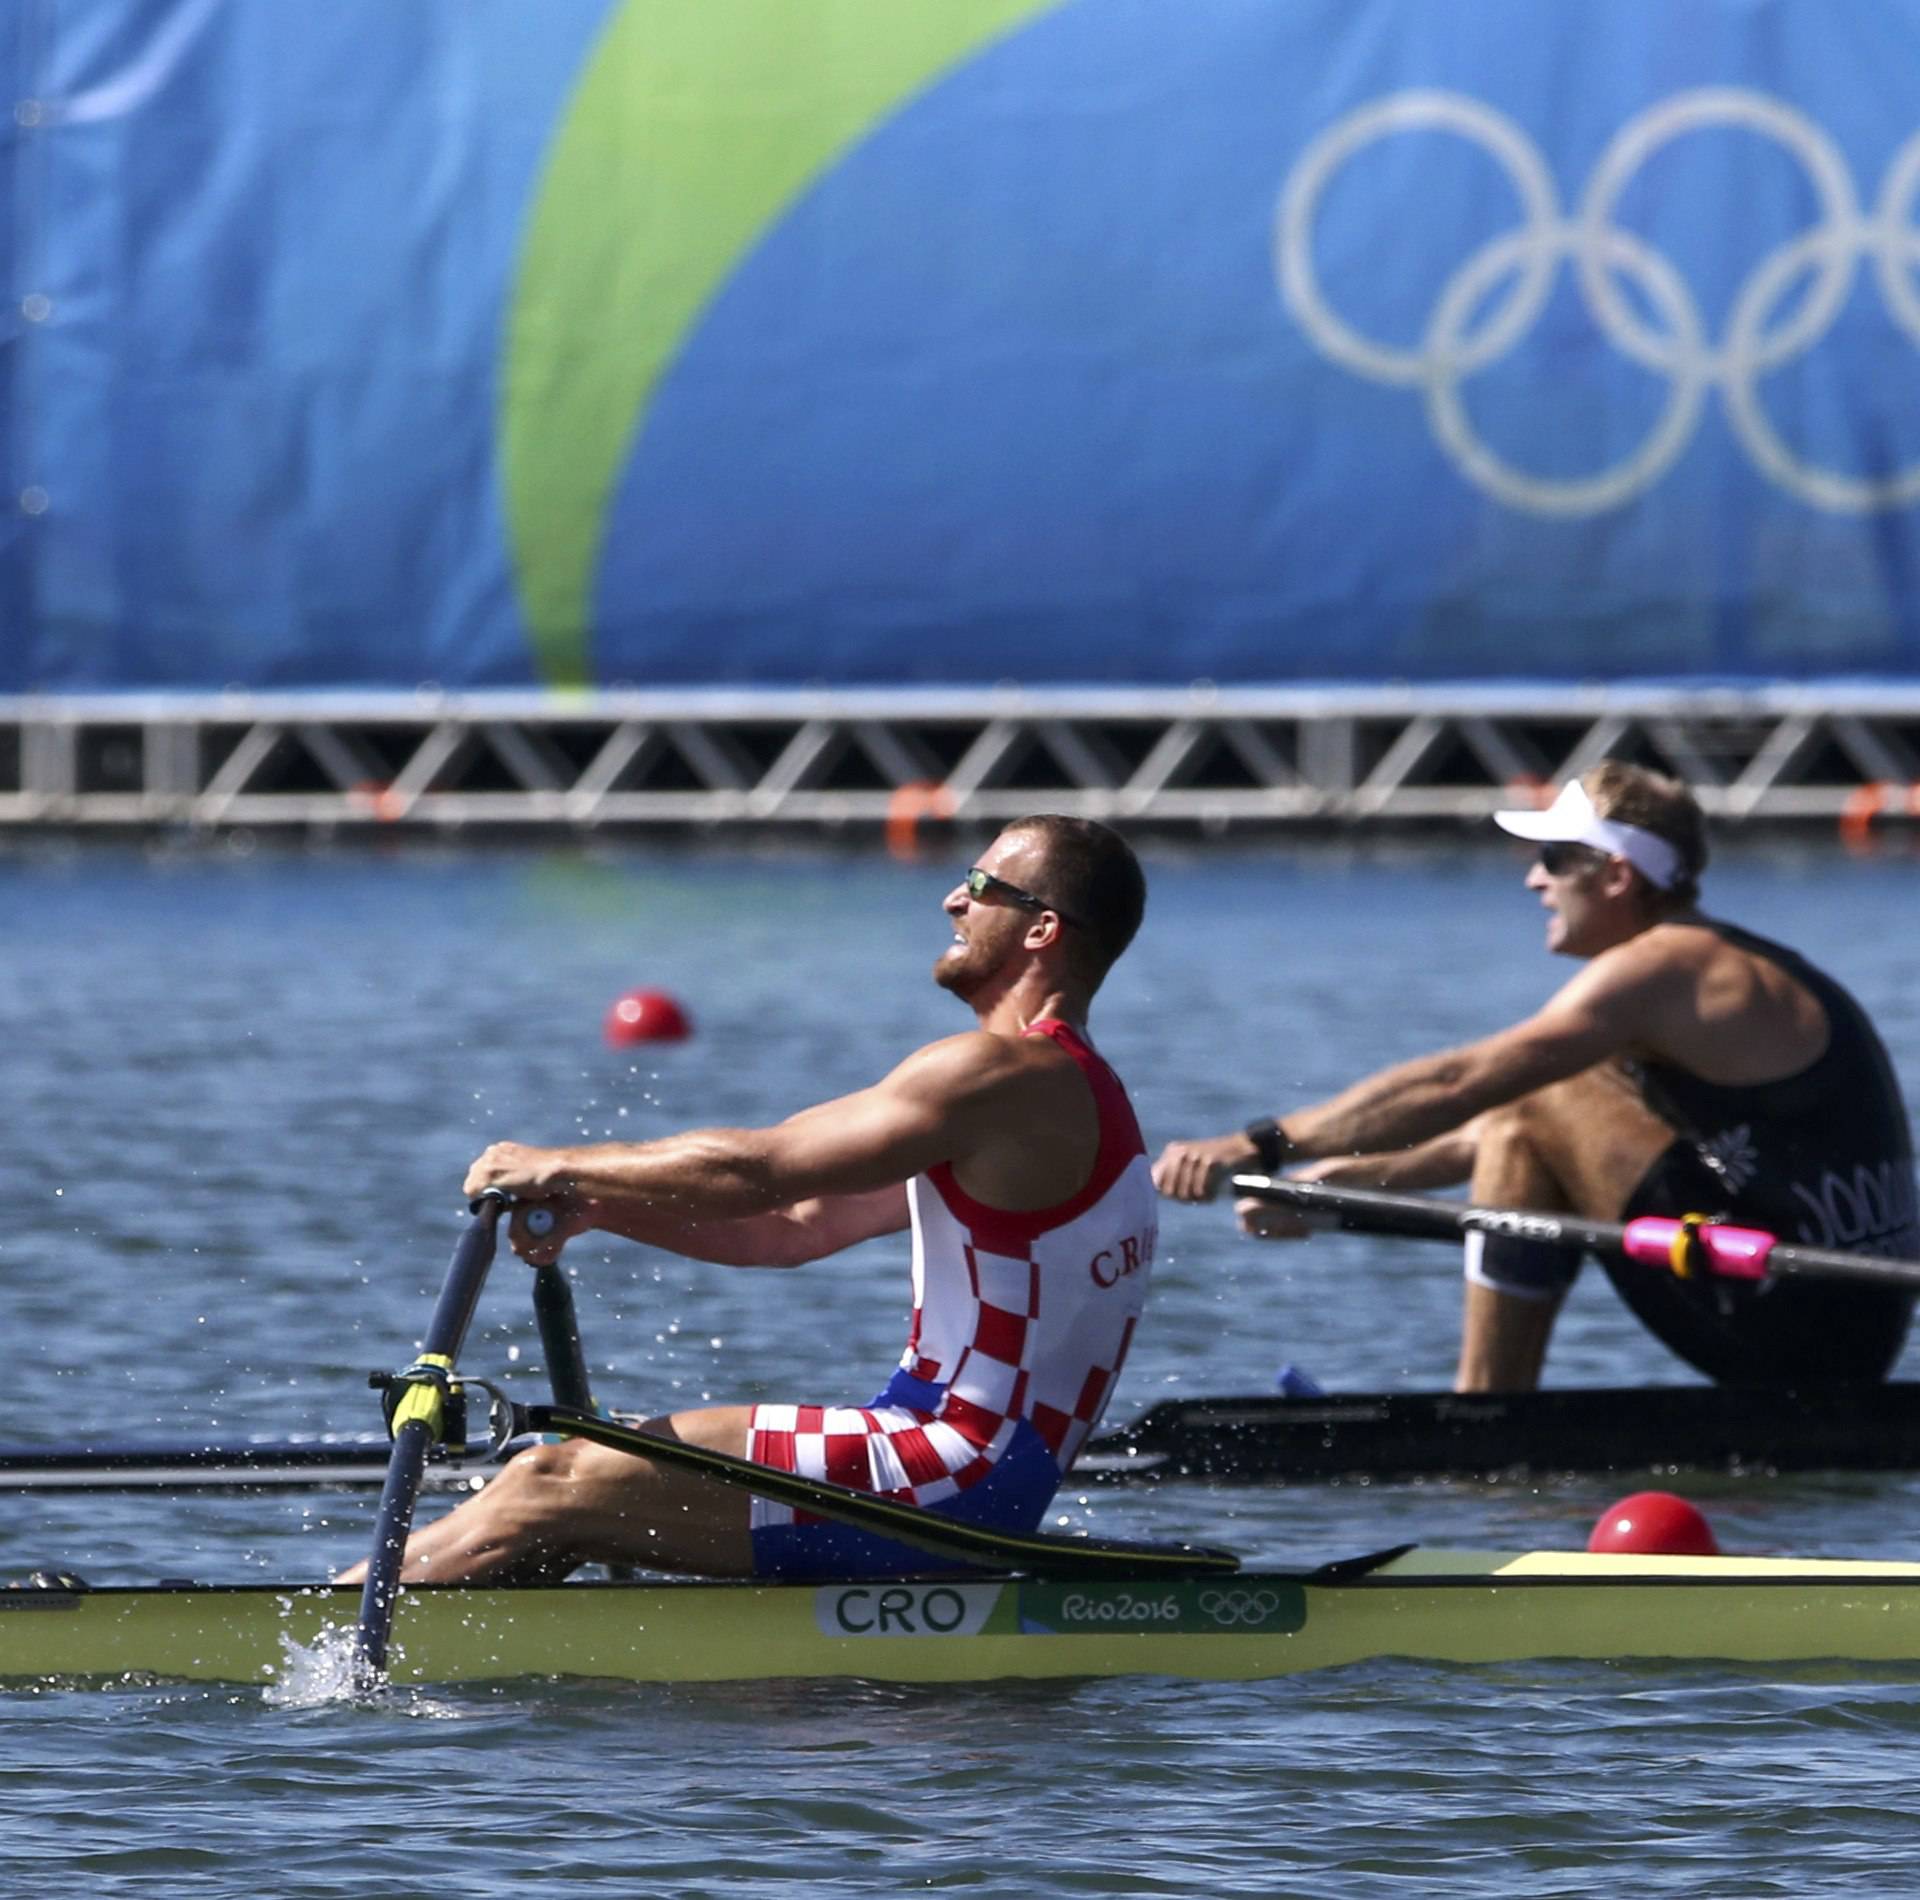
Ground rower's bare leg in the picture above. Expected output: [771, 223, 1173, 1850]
[1456, 1065, 1676, 1394]
[335, 1404, 759, 1586]
[1456, 1281, 1559, 1392]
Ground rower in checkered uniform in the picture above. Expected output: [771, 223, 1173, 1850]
[747, 1014, 1153, 1576]
[343, 816, 1152, 1588]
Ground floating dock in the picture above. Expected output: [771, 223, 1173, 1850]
[2, 685, 1917, 836]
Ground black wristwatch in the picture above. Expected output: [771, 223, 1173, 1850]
[1243, 1115, 1292, 1171]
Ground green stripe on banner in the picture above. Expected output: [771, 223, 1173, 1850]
[500, 0, 1069, 689]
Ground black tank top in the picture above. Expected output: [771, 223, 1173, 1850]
[1628, 921, 1918, 1259]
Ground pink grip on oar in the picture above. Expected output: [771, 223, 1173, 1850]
[1621, 1217, 1776, 1281]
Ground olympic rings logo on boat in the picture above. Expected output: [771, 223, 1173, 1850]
[1275, 87, 1920, 516]
[1197, 1588, 1286, 1628]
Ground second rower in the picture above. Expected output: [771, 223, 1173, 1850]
[1153, 763, 1917, 1392]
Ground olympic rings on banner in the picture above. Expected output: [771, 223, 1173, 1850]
[1276, 87, 1920, 516]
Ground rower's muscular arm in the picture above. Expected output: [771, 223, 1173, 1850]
[1156, 942, 1677, 1201]
[534, 1181, 909, 1270]
[1281, 1006, 1616, 1158]
[1305, 1126, 1483, 1192]
[466, 1032, 1032, 1265]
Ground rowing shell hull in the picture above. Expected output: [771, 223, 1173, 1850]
[11, 1547, 1920, 1686]
[1079, 1382, 1920, 1483]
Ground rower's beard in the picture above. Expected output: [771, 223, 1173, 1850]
[933, 947, 984, 1000]
[934, 934, 1007, 1003]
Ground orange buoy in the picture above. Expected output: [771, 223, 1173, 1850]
[1586, 1490, 1720, 1557]
[604, 988, 692, 1046]
[885, 780, 956, 861]
[1838, 781, 1887, 853]
[1504, 773, 1554, 811]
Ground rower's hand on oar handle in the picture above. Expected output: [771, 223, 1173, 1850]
[1235, 1195, 1315, 1240]
[1152, 1133, 1258, 1202]
[1233, 1160, 1348, 1239]
[508, 1200, 590, 1265]
[464, 1139, 572, 1201]
[463, 1142, 587, 1264]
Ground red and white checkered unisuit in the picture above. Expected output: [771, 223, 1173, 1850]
[748, 1018, 1155, 1528]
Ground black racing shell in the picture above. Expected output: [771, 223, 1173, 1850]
[1613, 920, 1919, 1384]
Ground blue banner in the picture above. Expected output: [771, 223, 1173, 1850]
[2, 0, 1918, 690]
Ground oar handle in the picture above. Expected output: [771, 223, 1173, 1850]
[1232, 1175, 1920, 1293]
[351, 1190, 510, 1683]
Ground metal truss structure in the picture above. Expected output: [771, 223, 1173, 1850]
[2, 686, 1918, 836]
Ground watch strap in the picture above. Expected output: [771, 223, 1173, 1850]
[1243, 1116, 1290, 1171]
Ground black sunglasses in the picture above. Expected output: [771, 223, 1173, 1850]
[1536, 841, 1606, 876]
[963, 867, 1084, 929]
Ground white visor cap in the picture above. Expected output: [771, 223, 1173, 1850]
[1492, 780, 1682, 891]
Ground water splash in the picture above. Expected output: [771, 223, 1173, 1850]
[265, 1625, 464, 1719]
[263, 1622, 364, 1709]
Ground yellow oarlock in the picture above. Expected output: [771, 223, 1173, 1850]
[389, 1353, 457, 1438]
[1668, 1213, 1712, 1278]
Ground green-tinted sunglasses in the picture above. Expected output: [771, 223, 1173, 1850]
[963, 867, 1084, 929]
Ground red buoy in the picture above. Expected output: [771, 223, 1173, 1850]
[1587, 1490, 1720, 1557]
[603, 988, 692, 1045]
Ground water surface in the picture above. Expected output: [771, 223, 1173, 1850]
[5, 836, 1919, 1895]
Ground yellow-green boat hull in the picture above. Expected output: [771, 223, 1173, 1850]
[11, 1547, 1920, 1686]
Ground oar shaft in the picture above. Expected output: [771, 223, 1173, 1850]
[418, 1198, 509, 1368]
[0, 1440, 446, 1491]
[1232, 1175, 1920, 1293]
[353, 1424, 433, 1678]
[531, 1262, 596, 1413]
[352, 1192, 508, 1681]
[1235, 1176, 1629, 1253]
[529, 1251, 635, 1581]
[1759, 1237, 1920, 1289]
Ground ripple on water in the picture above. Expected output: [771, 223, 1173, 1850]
[8, 847, 1920, 1895]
